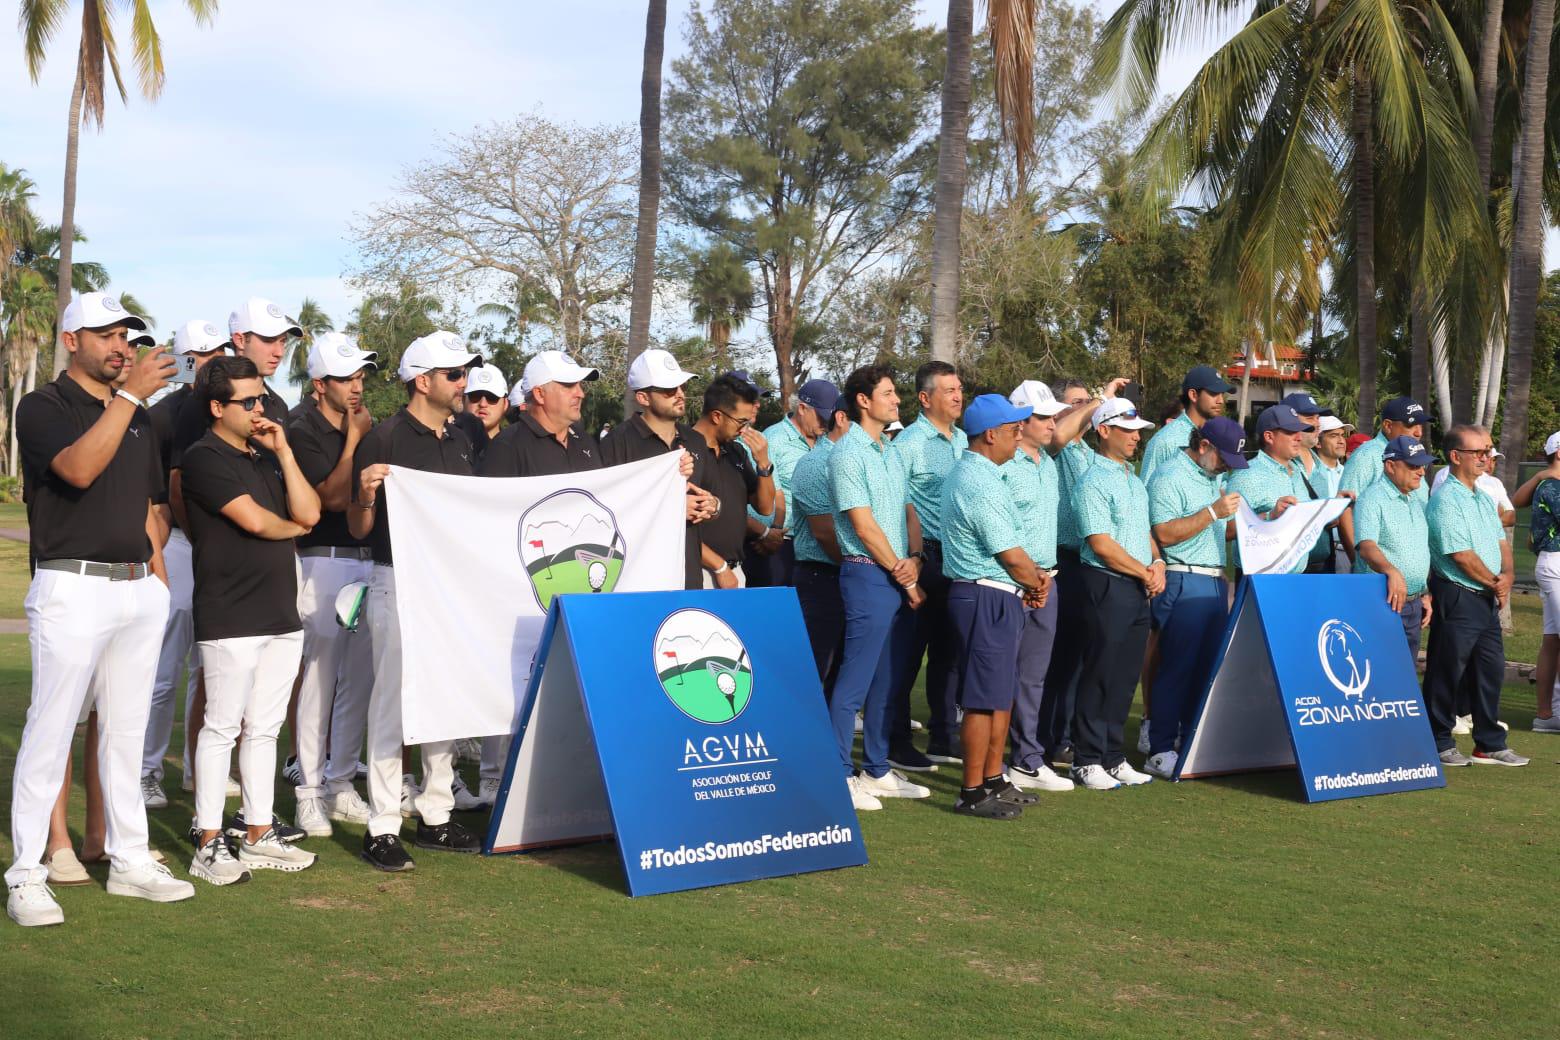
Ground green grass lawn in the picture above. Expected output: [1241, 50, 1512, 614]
[0, 502, 27, 530]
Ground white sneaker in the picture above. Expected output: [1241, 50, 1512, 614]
[846, 775, 882, 811]
[1070, 763, 1122, 791]
[1136, 720, 1152, 755]
[1452, 715, 1473, 735]
[455, 737, 482, 763]
[189, 836, 250, 886]
[239, 829, 317, 872]
[281, 757, 303, 786]
[1143, 751, 1179, 779]
[1533, 715, 1560, 733]
[140, 774, 168, 810]
[909, 719, 924, 731]
[355, 762, 368, 779]
[479, 777, 501, 806]
[856, 768, 931, 800]
[106, 861, 195, 903]
[326, 787, 372, 824]
[294, 797, 331, 837]
[400, 774, 421, 818]
[1007, 762, 1074, 791]
[7, 880, 64, 926]
[451, 771, 488, 811]
[1497, 719, 1510, 731]
[853, 714, 864, 733]
[1107, 760, 1154, 786]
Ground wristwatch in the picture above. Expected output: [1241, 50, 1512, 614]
[755, 463, 774, 478]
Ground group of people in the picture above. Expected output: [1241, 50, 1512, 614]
[6, 290, 1555, 927]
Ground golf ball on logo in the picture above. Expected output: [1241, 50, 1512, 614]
[716, 672, 737, 697]
[588, 560, 608, 591]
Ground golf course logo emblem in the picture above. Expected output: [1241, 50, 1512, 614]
[516, 489, 627, 611]
[1317, 618, 1371, 700]
[653, 609, 753, 724]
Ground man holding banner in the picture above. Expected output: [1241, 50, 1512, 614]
[1353, 437, 1434, 661]
[481, 351, 601, 478]
[1227, 405, 1311, 573]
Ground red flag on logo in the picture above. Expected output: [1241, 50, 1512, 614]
[528, 540, 544, 548]
[662, 651, 678, 658]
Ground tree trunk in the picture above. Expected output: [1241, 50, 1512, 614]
[769, 255, 797, 408]
[1476, 273, 1510, 427]
[928, 0, 973, 365]
[1498, 0, 1554, 481]
[1473, 0, 1506, 194]
[1430, 313, 1453, 425]
[1353, 71, 1379, 428]
[624, 0, 667, 413]
[1410, 281, 1430, 406]
[711, 320, 731, 370]
[1452, 345, 1474, 424]
[52, 55, 87, 377]
[1237, 338, 1254, 424]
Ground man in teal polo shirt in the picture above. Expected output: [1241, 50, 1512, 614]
[888, 360, 966, 768]
[941, 395, 1050, 819]
[748, 379, 837, 587]
[790, 406, 851, 693]
[1227, 405, 1311, 573]
[1142, 417, 1247, 778]
[1070, 397, 1164, 791]
[1423, 424, 1527, 767]
[1139, 364, 1234, 485]
[1354, 436, 1434, 661]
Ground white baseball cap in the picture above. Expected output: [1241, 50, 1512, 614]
[127, 327, 157, 348]
[307, 332, 379, 379]
[628, 348, 696, 391]
[522, 350, 600, 391]
[1008, 379, 1068, 417]
[465, 363, 510, 398]
[1092, 396, 1155, 431]
[1316, 415, 1355, 434]
[172, 319, 228, 355]
[1546, 431, 1560, 457]
[61, 291, 148, 333]
[396, 330, 481, 382]
[507, 382, 527, 408]
[229, 297, 303, 338]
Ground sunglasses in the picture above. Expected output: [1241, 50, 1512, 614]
[434, 368, 468, 382]
[716, 410, 752, 431]
[224, 395, 264, 412]
[466, 391, 501, 404]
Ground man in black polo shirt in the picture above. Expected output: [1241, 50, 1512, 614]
[601, 348, 719, 589]
[462, 363, 510, 468]
[7, 291, 193, 927]
[350, 330, 485, 870]
[182, 356, 323, 883]
[692, 374, 776, 588]
[140, 319, 228, 810]
[285, 332, 380, 838]
[481, 350, 603, 477]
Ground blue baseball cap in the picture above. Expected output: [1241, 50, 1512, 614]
[1197, 417, 1250, 470]
[723, 370, 775, 398]
[1382, 435, 1435, 467]
[795, 379, 840, 416]
[1280, 392, 1330, 417]
[962, 394, 1031, 437]
[1256, 404, 1309, 435]
[1182, 364, 1234, 394]
[1381, 396, 1432, 425]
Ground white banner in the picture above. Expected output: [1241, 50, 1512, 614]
[1234, 496, 1350, 576]
[384, 453, 686, 744]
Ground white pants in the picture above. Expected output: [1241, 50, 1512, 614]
[366, 565, 454, 836]
[141, 529, 201, 780]
[295, 555, 373, 800]
[479, 735, 510, 784]
[7, 569, 169, 886]
[194, 631, 304, 831]
[1537, 551, 1560, 636]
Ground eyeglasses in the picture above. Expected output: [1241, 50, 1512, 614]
[1453, 447, 1493, 458]
[716, 411, 752, 431]
[224, 395, 264, 412]
[466, 391, 501, 404]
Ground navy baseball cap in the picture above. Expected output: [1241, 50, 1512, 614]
[1280, 392, 1330, 417]
[1182, 364, 1234, 395]
[1257, 404, 1309, 435]
[795, 379, 840, 416]
[1197, 416, 1250, 470]
[1383, 435, 1435, 467]
[1381, 396, 1432, 425]
[723, 370, 775, 398]
[962, 394, 1031, 437]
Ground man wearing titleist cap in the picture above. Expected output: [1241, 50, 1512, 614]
[8, 292, 194, 926]
[692, 375, 776, 589]
[462, 364, 510, 468]
[1353, 436, 1434, 661]
[1341, 396, 1432, 504]
[481, 350, 602, 477]
[747, 379, 838, 588]
[351, 331, 485, 870]
[1069, 397, 1162, 791]
[283, 333, 380, 837]
[1227, 405, 1313, 574]
[1142, 417, 1247, 779]
[139, 319, 229, 810]
[1138, 365, 1233, 485]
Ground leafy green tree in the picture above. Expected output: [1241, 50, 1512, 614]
[345, 281, 443, 419]
[285, 297, 335, 387]
[686, 243, 755, 369]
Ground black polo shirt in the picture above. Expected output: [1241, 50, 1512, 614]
[169, 383, 288, 469]
[180, 431, 302, 641]
[288, 395, 316, 422]
[147, 386, 190, 511]
[17, 373, 163, 565]
[698, 431, 759, 565]
[601, 413, 709, 589]
[352, 407, 475, 565]
[480, 411, 601, 478]
[452, 410, 490, 468]
[287, 404, 370, 550]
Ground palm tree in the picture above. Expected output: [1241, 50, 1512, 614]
[285, 297, 334, 387]
[625, 0, 668, 410]
[2, 268, 58, 475]
[116, 291, 152, 329]
[18, 0, 218, 376]
[0, 165, 40, 288]
[688, 243, 754, 368]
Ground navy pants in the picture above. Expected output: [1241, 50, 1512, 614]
[892, 541, 958, 750]
[1008, 586, 1059, 771]
[743, 537, 796, 589]
[1146, 571, 1227, 756]
[1038, 549, 1086, 755]
[1073, 565, 1150, 769]
[830, 561, 911, 778]
[794, 561, 844, 697]
[1422, 575, 1507, 753]
[1396, 596, 1424, 666]
[946, 582, 1025, 712]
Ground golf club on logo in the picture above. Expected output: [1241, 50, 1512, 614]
[516, 489, 627, 611]
[653, 608, 753, 724]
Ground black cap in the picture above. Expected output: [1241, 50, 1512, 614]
[1257, 405, 1309, 435]
[1380, 397, 1432, 425]
[1182, 364, 1234, 395]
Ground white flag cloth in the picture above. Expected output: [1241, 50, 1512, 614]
[383, 452, 686, 744]
[1234, 496, 1350, 576]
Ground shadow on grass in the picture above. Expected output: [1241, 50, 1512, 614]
[1186, 768, 1305, 801]
[507, 838, 627, 894]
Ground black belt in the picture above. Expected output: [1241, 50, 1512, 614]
[797, 560, 839, 572]
[37, 559, 153, 581]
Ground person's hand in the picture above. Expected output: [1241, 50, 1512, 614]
[739, 426, 771, 469]
[1495, 571, 1513, 608]
[123, 347, 177, 402]
[1144, 560, 1166, 596]
[906, 583, 926, 609]
[1269, 495, 1299, 519]
[677, 448, 694, 479]
[1420, 594, 1433, 628]
[685, 485, 717, 524]
[1212, 492, 1242, 519]
[346, 404, 373, 439]
[1338, 489, 1357, 502]
[1028, 570, 1052, 608]
[758, 527, 785, 553]
[249, 417, 289, 456]
[1385, 568, 1407, 612]
[714, 566, 739, 590]
[1102, 377, 1131, 399]
[358, 463, 391, 507]
[890, 556, 920, 587]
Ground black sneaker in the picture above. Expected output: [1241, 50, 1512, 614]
[925, 741, 963, 764]
[226, 810, 307, 844]
[1049, 745, 1075, 768]
[361, 832, 415, 872]
[888, 745, 938, 772]
[414, 819, 481, 853]
[954, 790, 1022, 820]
